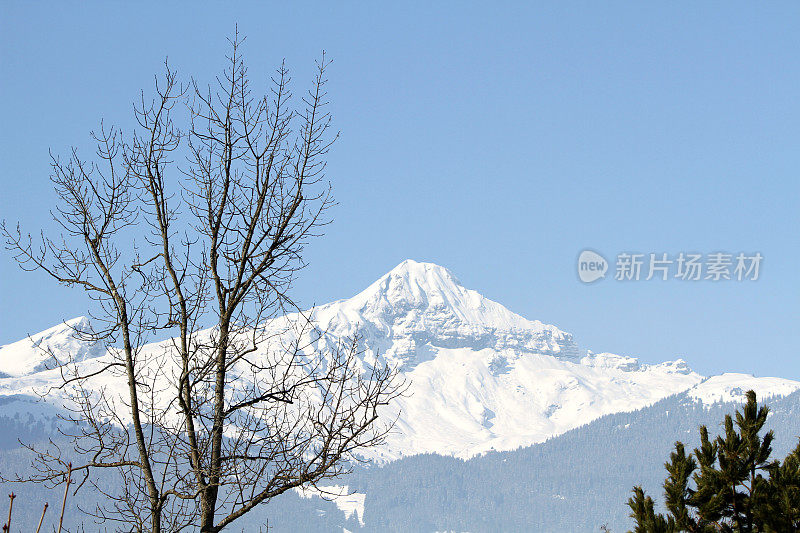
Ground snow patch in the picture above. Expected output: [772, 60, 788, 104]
[688, 373, 800, 405]
[295, 485, 365, 525]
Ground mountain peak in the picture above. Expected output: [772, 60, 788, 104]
[386, 259, 460, 282]
[311, 260, 580, 366]
[352, 259, 468, 314]
[349, 259, 530, 330]
[0, 316, 103, 378]
[379, 259, 463, 292]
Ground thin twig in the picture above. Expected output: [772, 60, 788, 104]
[35, 502, 48, 533]
[58, 464, 72, 533]
[3, 493, 14, 533]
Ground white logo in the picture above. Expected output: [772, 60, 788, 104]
[578, 250, 608, 283]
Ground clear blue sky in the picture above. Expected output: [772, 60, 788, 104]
[1, 2, 798, 379]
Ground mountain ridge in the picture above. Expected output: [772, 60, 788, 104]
[0, 259, 797, 461]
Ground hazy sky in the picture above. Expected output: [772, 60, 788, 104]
[1, 2, 798, 379]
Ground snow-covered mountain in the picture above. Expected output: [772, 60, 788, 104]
[1, 259, 798, 461]
[308, 259, 580, 369]
[0, 316, 102, 378]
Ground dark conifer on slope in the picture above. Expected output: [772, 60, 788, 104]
[628, 390, 800, 532]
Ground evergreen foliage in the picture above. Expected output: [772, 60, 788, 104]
[629, 391, 800, 532]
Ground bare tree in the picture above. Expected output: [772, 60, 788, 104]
[1, 32, 401, 532]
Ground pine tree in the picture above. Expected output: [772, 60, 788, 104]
[663, 442, 698, 531]
[628, 486, 675, 533]
[758, 440, 800, 532]
[628, 391, 800, 532]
